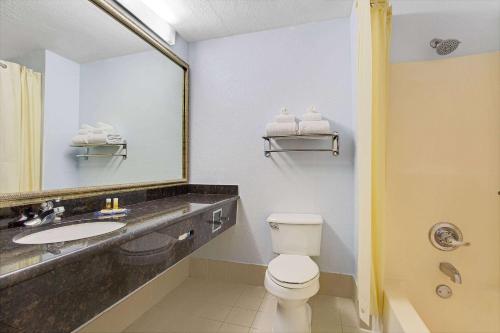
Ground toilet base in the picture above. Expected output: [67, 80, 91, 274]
[264, 270, 319, 333]
[273, 299, 312, 333]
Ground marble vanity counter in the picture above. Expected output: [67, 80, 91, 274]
[0, 193, 238, 289]
[0, 186, 238, 333]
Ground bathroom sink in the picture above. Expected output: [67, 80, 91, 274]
[13, 222, 126, 245]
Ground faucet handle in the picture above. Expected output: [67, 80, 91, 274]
[430, 222, 470, 251]
[40, 200, 54, 211]
[447, 238, 470, 248]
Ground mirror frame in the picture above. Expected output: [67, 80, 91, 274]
[0, 0, 189, 208]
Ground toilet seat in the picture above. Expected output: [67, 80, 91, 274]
[267, 254, 320, 289]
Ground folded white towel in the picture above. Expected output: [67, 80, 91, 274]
[303, 112, 322, 121]
[298, 120, 331, 135]
[72, 135, 88, 145]
[96, 122, 115, 133]
[275, 114, 296, 123]
[87, 133, 108, 144]
[266, 122, 298, 136]
[78, 128, 90, 135]
[302, 106, 322, 121]
[274, 107, 296, 123]
[106, 134, 123, 144]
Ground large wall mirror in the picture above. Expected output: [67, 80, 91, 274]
[0, 0, 188, 205]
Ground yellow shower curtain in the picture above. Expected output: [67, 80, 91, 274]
[0, 61, 42, 193]
[371, 0, 392, 315]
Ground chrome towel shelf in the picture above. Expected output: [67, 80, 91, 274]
[262, 133, 339, 157]
[71, 141, 127, 160]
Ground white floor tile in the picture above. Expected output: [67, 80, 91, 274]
[225, 307, 257, 327]
[123, 278, 364, 333]
[198, 303, 233, 322]
[218, 323, 250, 333]
[235, 293, 264, 310]
[258, 295, 277, 313]
[241, 285, 266, 299]
[251, 311, 274, 330]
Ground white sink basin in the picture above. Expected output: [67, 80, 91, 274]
[14, 222, 126, 245]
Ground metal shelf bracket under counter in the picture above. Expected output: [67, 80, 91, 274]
[0, 191, 238, 333]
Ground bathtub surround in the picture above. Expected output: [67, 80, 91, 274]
[189, 18, 355, 275]
[386, 51, 500, 333]
[0, 186, 238, 332]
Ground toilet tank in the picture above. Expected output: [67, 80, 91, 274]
[267, 213, 323, 256]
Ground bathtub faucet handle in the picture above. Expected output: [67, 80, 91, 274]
[429, 222, 470, 251]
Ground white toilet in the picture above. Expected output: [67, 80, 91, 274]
[264, 213, 323, 333]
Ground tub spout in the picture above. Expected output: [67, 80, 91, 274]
[439, 262, 462, 284]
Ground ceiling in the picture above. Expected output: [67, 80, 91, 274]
[1, 0, 497, 65]
[0, 0, 151, 63]
[390, 0, 500, 63]
[148, 0, 354, 42]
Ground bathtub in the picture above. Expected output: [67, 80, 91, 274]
[382, 286, 430, 333]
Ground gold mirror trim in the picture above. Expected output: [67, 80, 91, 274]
[0, 0, 189, 208]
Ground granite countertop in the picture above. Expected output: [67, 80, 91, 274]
[0, 193, 238, 289]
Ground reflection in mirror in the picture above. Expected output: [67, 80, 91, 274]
[0, 0, 186, 195]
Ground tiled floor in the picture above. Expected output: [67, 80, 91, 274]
[124, 278, 362, 333]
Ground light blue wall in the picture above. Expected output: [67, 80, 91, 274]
[42, 50, 80, 190]
[188, 19, 355, 274]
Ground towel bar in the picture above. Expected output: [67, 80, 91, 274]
[71, 141, 127, 160]
[262, 133, 339, 157]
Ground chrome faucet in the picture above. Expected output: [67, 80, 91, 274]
[21, 199, 65, 227]
[439, 262, 462, 284]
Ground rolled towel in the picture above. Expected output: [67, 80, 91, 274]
[96, 122, 115, 133]
[86, 133, 107, 144]
[79, 124, 109, 134]
[275, 107, 296, 123]
[275, 114, 296, 123]
[81, 124, 95, 130]
[106, 134, 124, 144]
[72, 135, 88, 145]
[266, 122, 298, 136]
[302, 106, 322, 121]
[298, 120, 331, 135]
[303, 112, 322, 121]
[78, 128, 91, 135]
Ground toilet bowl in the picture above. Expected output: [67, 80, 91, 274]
[264, 254, 320, 333]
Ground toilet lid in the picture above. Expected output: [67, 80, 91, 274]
[268, 254, 319, 286]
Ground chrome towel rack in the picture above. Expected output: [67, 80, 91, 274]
[262, 133, 339, 157]
[71, 141, 127, 160]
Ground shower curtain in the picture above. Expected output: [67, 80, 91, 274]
[0, 60, 43, 193]
[353, 0, 392, 325]
[371, 0, 391, 316]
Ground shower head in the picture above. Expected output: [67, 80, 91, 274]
[430, 38, 461, 55]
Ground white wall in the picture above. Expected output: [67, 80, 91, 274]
[78, 50, 184, 187]
[189, 19, 355, 274]
[43, 50, 80, 190]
